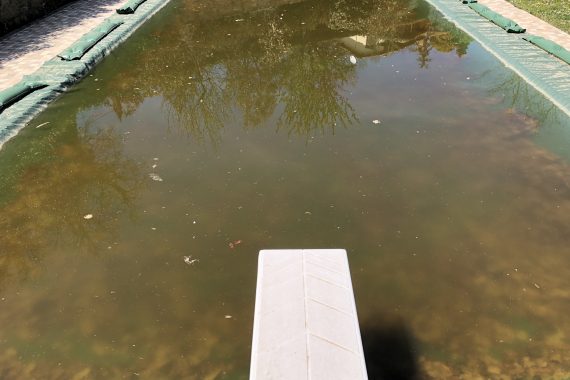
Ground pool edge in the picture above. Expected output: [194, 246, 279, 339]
[423, 0, 570, 118]
[0, 0, 173, 149]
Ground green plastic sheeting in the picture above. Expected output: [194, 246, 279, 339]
[117, 0, 147, 14]
[0, 81, 46, 112]
[58, 19, 124, 61]
[468, 3, 525, 33]
[523, 35, 570, 65]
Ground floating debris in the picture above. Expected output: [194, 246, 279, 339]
[35, 122, 50, 129]
[183, 255, 199, 265]
[372, 119, 381, 124]
[225, 315, 232, 319]
[83, 214, 93, 220]
[149, 173, 163, 182]
[349, 55, 357, 64]
[229, 240, 242, 249]
[534, 283, 541, 289]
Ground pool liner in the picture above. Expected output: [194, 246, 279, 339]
[523, 35, 570, 65]
[58, 19, 124, 60]
[117, 0, 147, 14]
[468, 3, 525, 33]
[0, 80, 47, 113]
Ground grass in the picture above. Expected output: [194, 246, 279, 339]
[508, 0, 570, 33]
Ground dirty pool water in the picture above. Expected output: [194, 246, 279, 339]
[1, 0, 570, 378]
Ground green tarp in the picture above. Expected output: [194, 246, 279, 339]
[523, 35, 570, 65]
[0, 81, 46, 112]
[58, 19, 124, 61]
[468, 3, 526, 33]
[117, 0, 147, 14]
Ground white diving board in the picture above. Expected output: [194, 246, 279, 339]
[250, 249, 368, 380]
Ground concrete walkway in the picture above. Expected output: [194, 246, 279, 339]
[478, 0, 570, 51]
[0, 0, 124, 91]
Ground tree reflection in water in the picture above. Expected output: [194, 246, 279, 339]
[92, 0, 471, 145]
[488, 71, 564, 126]
[0, 116, 145, 292]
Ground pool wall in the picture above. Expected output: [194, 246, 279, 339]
[423, 0, 570, 117]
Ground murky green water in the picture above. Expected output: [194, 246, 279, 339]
[1, 0, 570, 378]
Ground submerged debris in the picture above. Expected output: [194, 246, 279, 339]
[35, 122, 51, 129]
[228, 240, 242, 249]
[183, 255, 199, 266]
[149, 173, 163, 182]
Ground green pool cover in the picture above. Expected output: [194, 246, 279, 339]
[0, 80, 46, 113]
[117, 0, 147, 14]
[468, 3, 525, 33]
[58, 19, 124, 61]
[523, 35, 570, 65]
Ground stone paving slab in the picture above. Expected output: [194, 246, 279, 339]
[0, 0, 125, 91]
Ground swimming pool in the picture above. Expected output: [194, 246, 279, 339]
[0, 0, 569, 378]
